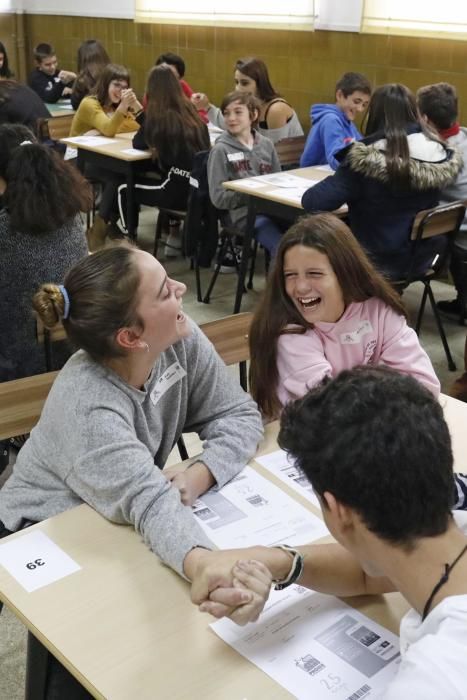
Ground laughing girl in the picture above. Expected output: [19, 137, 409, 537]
[249, 213, 440, 418]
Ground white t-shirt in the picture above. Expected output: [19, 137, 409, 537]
[384, 513, 467, 698]
[382, 594, 467, 699]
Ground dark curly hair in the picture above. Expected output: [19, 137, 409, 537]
[4, 143, 92, 234]
[278, 366, 454, 548]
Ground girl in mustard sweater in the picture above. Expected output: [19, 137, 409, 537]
[70, 63, 140, 136]
[71, 64, 142, 249]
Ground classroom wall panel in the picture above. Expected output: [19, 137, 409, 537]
[19, 15, 467, 129]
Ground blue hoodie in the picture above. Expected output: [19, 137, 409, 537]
[300, 104, 362, 170]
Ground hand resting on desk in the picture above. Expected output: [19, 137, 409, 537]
[164, 462, 215, 507]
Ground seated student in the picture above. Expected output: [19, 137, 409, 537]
[0, 79, 50, 133]
[29, 42, 76, 103]
[193, 57, 303, 143]
[0, 243, 263, 695]
[71, 64, 142, 250]
[154, 52, 208, 124]
[193, 366, 467, 699]
[0, 128, 90, 383]
[301, 83, 462, 280]
[248, 213, 440, 418]
[0, 41, 12, 78]
[118, 64, 210, 256]
[70, 63, 140, 137]
[70, 39, 111, 110]
[300, 71, 371, 169]
[417, 82, 467, 319]
[207, 90, 286, 270]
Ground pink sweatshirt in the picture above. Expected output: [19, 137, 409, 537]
[276, 298, 440, 406]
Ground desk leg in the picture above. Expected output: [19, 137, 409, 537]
[25, 633, 50, 700]
[125, 166, 137, 240]
[234, 199, 256, 314]
[25, 632, 93, 700]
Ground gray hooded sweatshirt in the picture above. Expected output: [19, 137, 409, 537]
[207, 129, 281, 231]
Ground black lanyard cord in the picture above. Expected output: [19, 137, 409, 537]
[421, 543, 467, 622]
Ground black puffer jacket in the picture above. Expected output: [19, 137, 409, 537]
[302, 125, 463, 278]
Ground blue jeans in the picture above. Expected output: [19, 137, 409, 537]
[254, 215, 287, 258]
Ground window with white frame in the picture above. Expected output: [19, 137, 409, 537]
[361, 0, 467, 40]
[134, 0, 315, 31]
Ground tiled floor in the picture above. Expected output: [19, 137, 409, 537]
[1, 209, 466, 699]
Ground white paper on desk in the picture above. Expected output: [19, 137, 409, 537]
[192, 466, 328, 548]
[255, 449, 320, 509]
[260, 174, 311, 188]
[64, 146, 78, 160]
[212, 589, 401, 700]
[314, 164, 333, 172]
[0, 530, 81, 593]
[56, 103, 74, 110]
[207, 122, 224, 134]
[230, 179, 268, 190]
[64, 136, 115, 146]
[267, 187, 310, 204]
[121, 148, 149, 156]
[209, 132, 222, 145]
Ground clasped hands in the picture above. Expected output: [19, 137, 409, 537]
[191, 552, 273, 626]
[164, 464, 273, 625]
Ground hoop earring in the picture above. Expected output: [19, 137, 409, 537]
[141, 341, 150, 353]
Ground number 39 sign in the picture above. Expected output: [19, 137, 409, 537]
[0, 530, 80, 592]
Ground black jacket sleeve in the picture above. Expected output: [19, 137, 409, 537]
[29, 70, 66, 103]
[301, 164, 362, 212]
[132, 112, 148, 150]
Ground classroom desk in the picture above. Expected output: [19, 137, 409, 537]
[0, 395, 466, 699]
[45, 101, 75, 118]
[61, 133, 152, 238]
[223, 166, 342, 313]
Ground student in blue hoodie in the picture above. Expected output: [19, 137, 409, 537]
[300, 72, 371, 170]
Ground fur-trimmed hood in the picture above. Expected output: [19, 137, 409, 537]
[344, 131, 463, 190]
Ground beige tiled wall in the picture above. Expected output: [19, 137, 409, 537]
[3, 14, 467, 130]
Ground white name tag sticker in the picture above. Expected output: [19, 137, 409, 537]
[227, 152, 245, 162]
[340, 320, 373, 345]
[0, 530, 81, 593]
[150, 362, 187, 405]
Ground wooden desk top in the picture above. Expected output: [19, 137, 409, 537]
[0, 396, 466, 698]
[61, 132, 151, 162]
[223, 166, 336, 211]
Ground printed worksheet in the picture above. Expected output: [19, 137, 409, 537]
[260, 174, 313, 188]
[255, 449, 320, 509]
[212, 588, 401, 700]
[266, 183, 317, 204]
[64, 136, 115, 146]
[232, 178, 269, 189]
[192, 466, 328, 548]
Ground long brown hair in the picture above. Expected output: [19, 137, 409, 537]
[249, 213, 408, 418]
[364, 83, 443, 188]
[5, 143, 92, 234]
[144, 65, 209, 168]
[235, 57, 279, 102]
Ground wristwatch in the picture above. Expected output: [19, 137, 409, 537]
[272, 544, 304, 590]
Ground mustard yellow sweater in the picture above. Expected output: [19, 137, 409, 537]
[70, 96, 138, 137]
